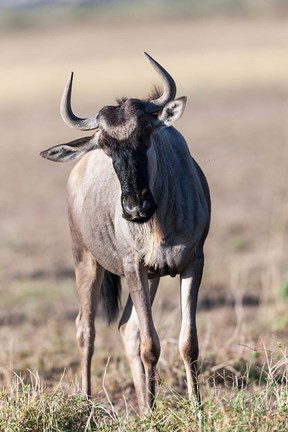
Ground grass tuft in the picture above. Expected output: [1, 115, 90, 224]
[0, 349, 287, 432]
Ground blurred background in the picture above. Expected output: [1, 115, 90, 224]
[0, 0, 287, 407]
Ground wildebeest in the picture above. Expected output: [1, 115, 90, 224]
[41, 53, 211, 413]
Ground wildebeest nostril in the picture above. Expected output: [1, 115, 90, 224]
[139, 200, 151, 213]
[125, 203, 138, 214]
[122, 197, 137, 214]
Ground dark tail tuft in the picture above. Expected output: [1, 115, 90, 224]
[100, 271, 122, 325]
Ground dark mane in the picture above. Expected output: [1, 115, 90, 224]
[116, 86, 162, 106]
[145, 85, 163, 102]
[116, 96, 128, 105]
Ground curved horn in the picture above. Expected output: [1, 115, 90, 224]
[144, 52, 177, 109]
[60, 72, 99, 131]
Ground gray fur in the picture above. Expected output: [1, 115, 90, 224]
[41, 54, 211, 413]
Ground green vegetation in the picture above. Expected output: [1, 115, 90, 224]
[278, 282, 288, 301]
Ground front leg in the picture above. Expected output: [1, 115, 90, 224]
[179, 249, 204, 404]
[124, 263, 160, 412]
[74, 250, 104, 397]
[119, 278, 160, 412]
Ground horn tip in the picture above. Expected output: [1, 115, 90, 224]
[65, 72, 74, 84]
[144, 52, 153, 61]
[63, 72, 74, 93]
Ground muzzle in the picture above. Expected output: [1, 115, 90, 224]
[121, 189, 157, 222]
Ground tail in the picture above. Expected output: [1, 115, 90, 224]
[100, 271, 122, 325]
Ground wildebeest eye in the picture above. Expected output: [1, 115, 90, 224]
[147, 110, 158, 118]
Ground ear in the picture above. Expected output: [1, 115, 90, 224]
[158, 96, 187, 127]
[40, 135, 98, 162]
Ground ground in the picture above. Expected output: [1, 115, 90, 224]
[0, 14, 287, 431]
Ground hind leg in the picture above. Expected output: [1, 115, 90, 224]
[119, 278, 159, 412]
[74, 248, 104, 397]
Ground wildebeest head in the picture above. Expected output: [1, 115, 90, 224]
[41, 53, 187, 223]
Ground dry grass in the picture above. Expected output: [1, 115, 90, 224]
[1, 346, 287, 431]
[0, 14, 288, 429]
